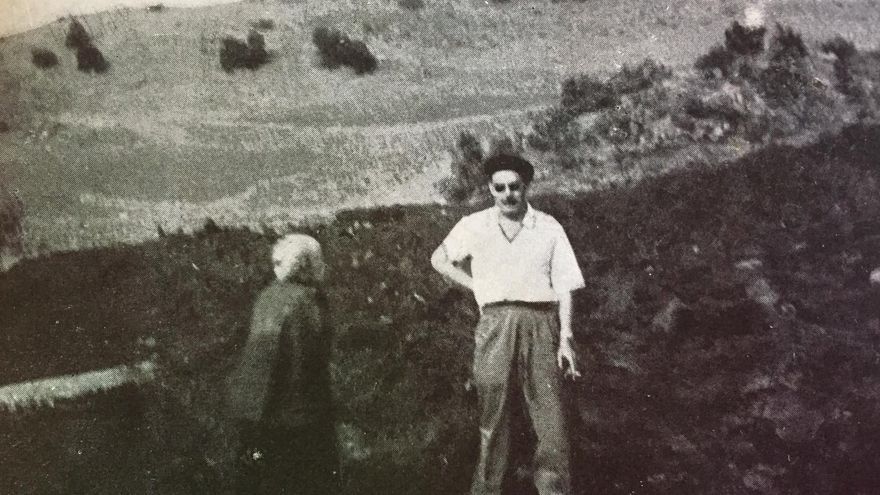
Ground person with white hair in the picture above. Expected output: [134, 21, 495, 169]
[224, 233, 338, 494]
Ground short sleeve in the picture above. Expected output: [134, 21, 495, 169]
[442, 216, 474, 263]
[550, 227, 585, 294]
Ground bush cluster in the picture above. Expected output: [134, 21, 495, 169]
[312, 27, 377, 75]
[398, 0, 425, 10]
[65, 19, 109, 73]
[31, 48, 59, 69]
[822, 36, 861, 97]
[561, 59, 671, 116]
[0, 181, 23, 257]
[219, 30, 269, 72]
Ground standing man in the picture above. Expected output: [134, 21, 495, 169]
[431, 155, 585, 495]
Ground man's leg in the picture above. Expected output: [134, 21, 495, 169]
[520, 309, 570, 495]
[471, 308, 517, 495]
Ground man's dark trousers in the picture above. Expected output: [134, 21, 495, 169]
[471, 303, 570, 495]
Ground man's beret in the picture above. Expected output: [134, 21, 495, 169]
[482, 154, 535, 184]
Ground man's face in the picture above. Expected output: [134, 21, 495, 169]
[489, 170, 528, 217]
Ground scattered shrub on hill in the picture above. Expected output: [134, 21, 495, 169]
[822, 36, 860, 97]
[758, 24, 811, 104]
[31, 48, 59, 69]
[65, 19, 91, 50]
[64, 18, 109, 74]
[398, 0, 425, 10]
[219, 30, 269, 72]
[562, 59, 671, 116]
[436, 132, 484, 204]
[608, 59, 672, 96]
[146, 4, 165, 12]
[76, 43, 109, 73]
[250, 18, 275, 31]
[0, 121, 9, 133]
[724, 21, 766, 55]
[312, 27, 377, 75]
[695, 44, 736, 78]
[561, 74, 615, 115]
[0, 181, 24, 267]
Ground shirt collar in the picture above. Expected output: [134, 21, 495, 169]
[491, 203, 537, 228]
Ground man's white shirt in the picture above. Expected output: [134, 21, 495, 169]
[442, 204, 585, 308]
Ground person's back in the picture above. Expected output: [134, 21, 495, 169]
[224, 234, 338, 494]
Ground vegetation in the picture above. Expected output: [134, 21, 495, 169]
[30, 48, 59, 69]
[250, 18, 275, 31]
[219, 30, 269, 72]
[397, 0, 425, 10]
[312, 27, 377, 75]
[64, 18, 109, 73]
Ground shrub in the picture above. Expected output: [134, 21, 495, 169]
[436, 132, 484, 204]
[76, 44, 109, 73]
[312, 27, 378, 75]
[822, 36, 860, 97]
[562, 60, 670, 116]
[607, 58, 672, 96]
[398, 0, 425, 10]
[758, 24, 811, 104]
[31, 48, 59, 69]
[561, 74, 615, 115]
[767, 23, 807, 62]
[0, 181, 23, 260]
[250, 18, 275, 31]
[724, 21, 766, 55]
[219, 30, 269, 72]
[821, 36, 857, 61]
[146, 4, 165, 12]
[65, 19, 91, 50]
[695, 44, 735, 78]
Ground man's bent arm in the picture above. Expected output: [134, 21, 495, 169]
[431, 245, 474, 292]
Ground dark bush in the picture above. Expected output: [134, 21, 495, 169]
[561, 74, 615, 115]
[724, 21, 766, 55]
[219, 30, 269, 72]
[695, 44, 735, 78]
[76, 44, 109, 73]
[398, 0, 425, 10]
[65, 19, 91, 50]
[31, 48, 59, 69]
[562, 60, 670, 116]
[436, 132, 484, 204]
[0, 181, 24, 258]
[312, 27, 378, 75]
[250, 18, 275, 31]
[821, 36, 857, 61]
[767, 23, 807, 62]
[146, 4, 165, 12]
[822, 36, 860, 97]
[758, 24, 811, 103]
[607, 58, 672, 96]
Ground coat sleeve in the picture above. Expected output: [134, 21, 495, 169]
[225, 292, 285, 422]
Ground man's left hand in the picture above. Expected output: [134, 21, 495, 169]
[557, 337, 581, 380]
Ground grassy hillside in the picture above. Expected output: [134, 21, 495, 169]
[2, 0, 879, 252]
[2, 123, 880, 493]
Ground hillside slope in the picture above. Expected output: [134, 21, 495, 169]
[1, 0, 879, 252]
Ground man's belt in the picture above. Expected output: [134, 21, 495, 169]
[481, 301, 558, 312]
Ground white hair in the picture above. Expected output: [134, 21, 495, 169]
[272, 234, 326, 285]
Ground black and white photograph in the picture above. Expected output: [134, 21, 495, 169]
[1, 0, 880, 493]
